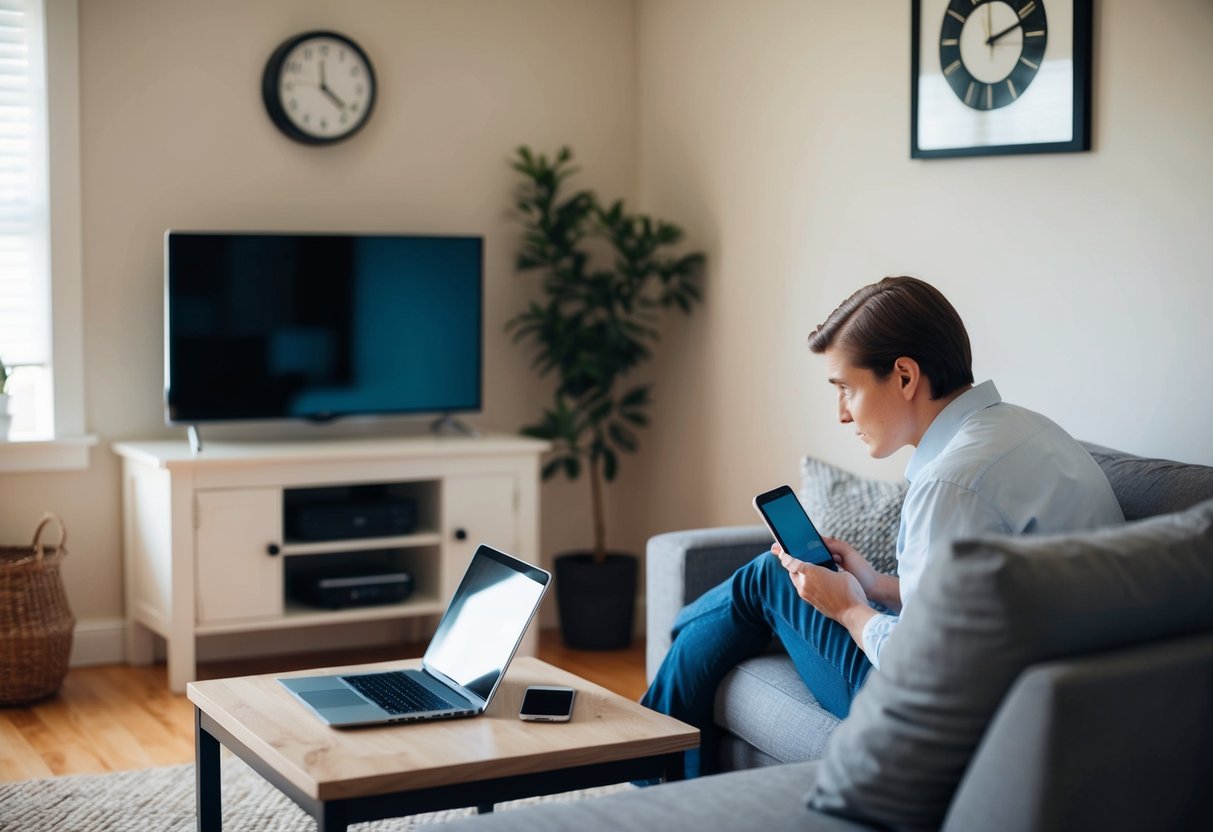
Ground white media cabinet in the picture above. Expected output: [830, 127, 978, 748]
[112, 434, 549, 692]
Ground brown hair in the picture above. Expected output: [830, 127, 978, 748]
[807, 276, 973, 399]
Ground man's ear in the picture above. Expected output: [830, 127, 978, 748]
[893, 357, 922, 400]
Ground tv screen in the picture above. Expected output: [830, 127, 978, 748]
[165, 232, 483, 424]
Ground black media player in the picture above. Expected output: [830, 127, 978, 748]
[290, 571, 415, 610]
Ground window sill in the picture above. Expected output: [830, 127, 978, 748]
[0, 435, 98, 472]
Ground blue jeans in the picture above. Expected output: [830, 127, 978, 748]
[641, 551, 873, 778]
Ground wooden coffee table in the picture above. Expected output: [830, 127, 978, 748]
[187, 656, 698, 831]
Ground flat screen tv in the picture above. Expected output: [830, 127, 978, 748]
[165, 232, 483, 425]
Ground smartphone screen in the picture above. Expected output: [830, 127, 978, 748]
[753, 485, 837, 571]
[519, 687, 575, 719]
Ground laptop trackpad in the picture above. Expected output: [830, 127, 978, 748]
[299, 688, 367, 709]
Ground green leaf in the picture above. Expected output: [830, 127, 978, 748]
[540, 458, 564, 481]
[563, 456, 582, 479]
[609, 422, 638, 453]
[602, 446, 619, 481]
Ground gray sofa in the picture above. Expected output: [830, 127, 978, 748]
[440, 443, 1213, 831]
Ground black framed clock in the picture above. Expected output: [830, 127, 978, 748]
[262, 31, 377, 145]
[911, 0, 1092, 158]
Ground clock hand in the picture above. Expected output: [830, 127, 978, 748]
[322, 86, 346, 110]
[986, 20, 1023, 46]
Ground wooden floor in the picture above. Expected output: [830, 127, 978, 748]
[0, 629, 647, 783]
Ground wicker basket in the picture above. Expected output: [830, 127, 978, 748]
[0, 513, 75, 705]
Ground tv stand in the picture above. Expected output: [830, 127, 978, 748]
[112, 433, 547, 692]
[187, 424, 204, 454]
[430, 413, 479, 437]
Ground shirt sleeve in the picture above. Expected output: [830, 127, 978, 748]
[861, 613, 898, 670]
[862, 479, 1011, 670]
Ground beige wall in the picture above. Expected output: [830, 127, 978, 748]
[0, 0, 637, 636]
[4, 0, 1213, 654]
[620, 0, 1213, 543]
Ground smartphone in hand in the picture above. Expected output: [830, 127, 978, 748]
[753, 485, 838, 571]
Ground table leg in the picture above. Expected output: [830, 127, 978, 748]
[196, 708, 222, 832]
[318, 801, 348, 832]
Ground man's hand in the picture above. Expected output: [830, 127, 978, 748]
[772, 545, 877, 644]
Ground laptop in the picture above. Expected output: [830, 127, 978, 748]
[279, 544, 550, 728]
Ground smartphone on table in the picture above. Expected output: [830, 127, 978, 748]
[752, 485, 838, 571]
[518, 685, 576, 722]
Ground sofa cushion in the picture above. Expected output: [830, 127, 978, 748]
[714, 655, 841, 764]
[434, 760, 871, 832]
[799, 455, 906, 576]
[808, 498, 1213, 832]
[1082, 441, 1213, 520]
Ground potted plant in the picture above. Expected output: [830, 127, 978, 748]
[0, 358, 11, 441]
[507, 146, 705, 649]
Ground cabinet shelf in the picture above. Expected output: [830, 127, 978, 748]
[281, 532, 445, 556]
[194, 595, 447, 636]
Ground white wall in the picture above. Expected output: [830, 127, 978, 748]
[0, 0, 637, 643]
[617, 0, 1213, 545]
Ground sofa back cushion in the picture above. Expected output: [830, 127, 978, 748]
[1082, 442, 1213, 520]
[807, 498, 1213, 831]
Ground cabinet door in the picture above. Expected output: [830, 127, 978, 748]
[195, 489, 284, 624]
[443, 474, 519, 601]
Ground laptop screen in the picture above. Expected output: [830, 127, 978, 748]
[424, 546, 549, 702]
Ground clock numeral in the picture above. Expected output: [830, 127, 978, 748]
[320, 119, 328, 130]
[1006, 78, 1018, 100]
[303, 47, 313, 60]
[964, 81, 976, 106]
[355, 83, 365, 95]
[339, 49, 346, 62]
[1019, 55, 1039, 70]
[320, 45, 329, 56]
[1018, 1, 1037, 19]
[350, 103, 360, 114]
[986, 85, 993, 110]
[1024, 30, 1045, 38]
[946, 9, 966, 23]
[943, 59, 962, 76]
[340, 112, 349, 124]
[941, 38, 959, 47]
[351, 66, 362, 78]
[289, 98, 298, 111]
[303, 113, 311, 124]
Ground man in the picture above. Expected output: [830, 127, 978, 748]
[641, 276, 1124, 778]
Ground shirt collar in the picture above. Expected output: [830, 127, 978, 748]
[905, 380, 1002, 483]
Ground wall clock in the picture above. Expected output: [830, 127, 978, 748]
[911, 0, 1091, 158]
[262, 30, 377, 145]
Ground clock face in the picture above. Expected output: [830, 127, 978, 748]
[939, 0, 1048, 111]
[262, 31, 376, 145]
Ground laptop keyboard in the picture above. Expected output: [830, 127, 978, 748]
[343, 672, 460, 715]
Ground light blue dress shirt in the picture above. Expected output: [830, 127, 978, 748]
[860, 380, 1124, 668]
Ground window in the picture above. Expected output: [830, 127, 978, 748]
[0, 0, 90, 470]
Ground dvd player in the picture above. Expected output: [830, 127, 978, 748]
[290, 571, 415, 610]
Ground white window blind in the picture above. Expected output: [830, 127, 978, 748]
[0, 0, 49, 372]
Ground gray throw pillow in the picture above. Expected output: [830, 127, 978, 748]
[799, 455, 905, 575]
[808, 499, 1213, 832]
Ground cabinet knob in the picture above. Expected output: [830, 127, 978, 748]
[266, 543, 281, 556]
[453, 528, 468, 541]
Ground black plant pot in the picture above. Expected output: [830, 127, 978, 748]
[554, 552, 637, 650]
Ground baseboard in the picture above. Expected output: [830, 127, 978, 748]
[69, 617, 127, 667]
[69, 599, 646, 669]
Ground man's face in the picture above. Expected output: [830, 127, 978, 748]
[823, 348, 914, 459]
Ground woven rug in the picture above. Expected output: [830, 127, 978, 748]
[0, 753, 635, 831]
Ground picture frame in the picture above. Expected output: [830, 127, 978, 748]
[911, 0, 1092, 159]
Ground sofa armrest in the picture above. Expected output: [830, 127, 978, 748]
[646, 525, 772, 682]
[942, 632, 1213, 832]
